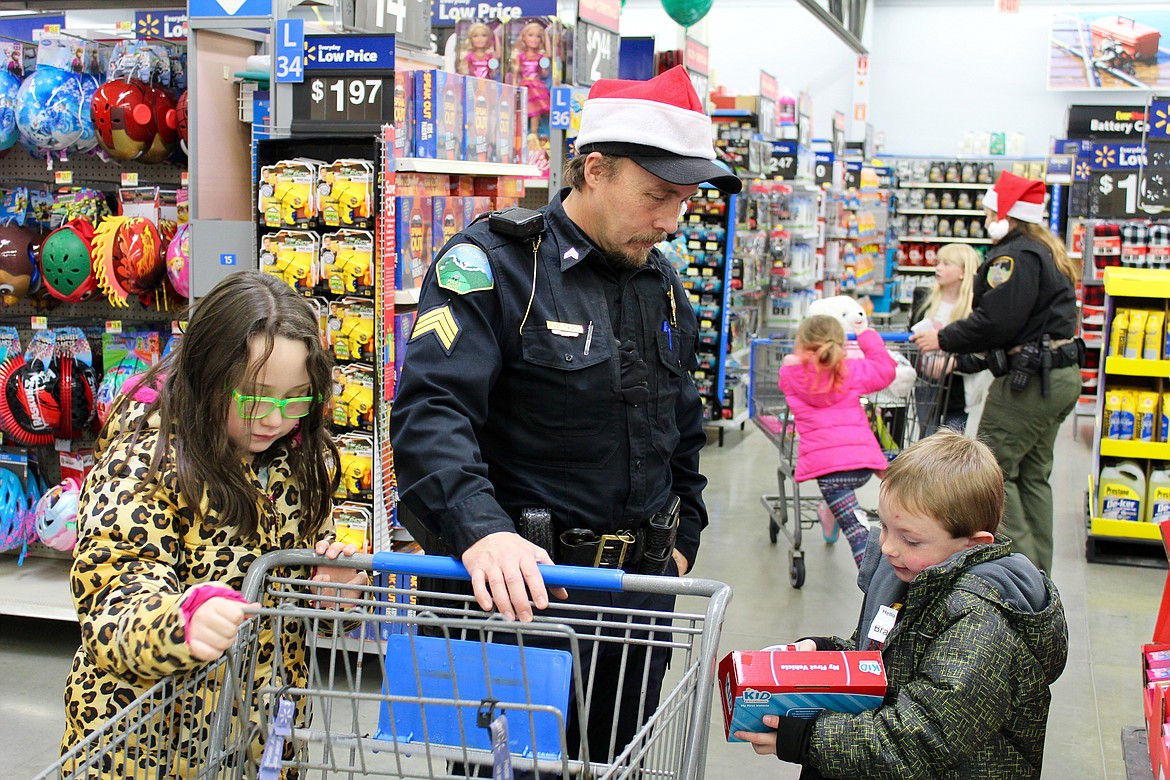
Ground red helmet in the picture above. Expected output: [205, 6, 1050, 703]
[92, 216, 164, 307]
[138, 86, 178, 164]
[91, 79, 155, 161]
[175, 90, 188, 150]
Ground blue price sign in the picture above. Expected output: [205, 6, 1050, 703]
[275, 19, 305, 84]
[550, 87, 572, 130]
[220, 253, 237, 266]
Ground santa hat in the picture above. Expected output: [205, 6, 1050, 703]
[982, 171, 1046, 241]
[575, 66, 741, 194]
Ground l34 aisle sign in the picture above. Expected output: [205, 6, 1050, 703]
[189, 0, 273, 16]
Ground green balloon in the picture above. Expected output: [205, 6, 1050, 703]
[661, 0, 713, 27]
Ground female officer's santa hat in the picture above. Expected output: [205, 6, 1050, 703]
[575, 66, 741, 194]
[983, 171, 1046, 241]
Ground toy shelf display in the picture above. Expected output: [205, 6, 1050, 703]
[1086, 268, 1170, 565]
[659, 186, 746, 436]
[885, 156, 1046, 313]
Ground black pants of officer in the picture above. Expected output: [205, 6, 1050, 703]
[420, 560, 677, 778]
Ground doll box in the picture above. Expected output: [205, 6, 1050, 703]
[718, 650, 887, 741]
[414, 70, 465, 161]
[1090, 16, 1160, 60]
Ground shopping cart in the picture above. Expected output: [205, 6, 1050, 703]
[748, 333, 951, 588]
[38, 550, 731, 780]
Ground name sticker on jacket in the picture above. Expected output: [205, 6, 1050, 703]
[867, 604, 900, 645]
[436, 243, 494, 294]
[986, 256, 1014, 288]
[546, 320, 583, 337]
[410, 304, 460, 354]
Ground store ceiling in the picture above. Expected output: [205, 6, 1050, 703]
[796, 0, 867, 54]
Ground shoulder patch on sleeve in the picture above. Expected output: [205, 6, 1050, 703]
[435, 243, 494, 294]
[986, 255, 1014, 288]
[409, 305, 460, 354]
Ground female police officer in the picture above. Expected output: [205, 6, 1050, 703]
[912, 172, 1080, 574]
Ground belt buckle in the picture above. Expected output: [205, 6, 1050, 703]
[593, 532, 635, 568]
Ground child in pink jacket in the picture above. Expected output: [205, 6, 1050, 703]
[780, 314, 896, 565]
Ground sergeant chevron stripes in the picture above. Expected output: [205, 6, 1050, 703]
[410, 305, 460, 354]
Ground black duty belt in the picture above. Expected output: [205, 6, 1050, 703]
[558, 528, 642, 570]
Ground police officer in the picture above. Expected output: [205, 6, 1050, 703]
[912, 172, 1081, 573]
[391, 66, 740, 762]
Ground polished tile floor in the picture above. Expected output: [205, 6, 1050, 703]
[0, 415, 1161, 778]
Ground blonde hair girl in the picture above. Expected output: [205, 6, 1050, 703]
[794, 314, 848, 393]
[918, 243, 980, 324]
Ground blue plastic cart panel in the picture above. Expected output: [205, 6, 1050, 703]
[376, 634, 573, 760]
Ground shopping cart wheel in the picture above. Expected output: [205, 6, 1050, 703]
[788, 549, 805, 589]
[769, 518, 779, 544]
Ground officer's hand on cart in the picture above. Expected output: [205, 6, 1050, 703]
[311, 537, 368, 603]
[462, 531, 568, 622]
[187, 589, 256, 662]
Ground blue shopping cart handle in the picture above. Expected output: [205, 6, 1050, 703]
[371, 550, 626, 591]
[846, 331, 911, 342]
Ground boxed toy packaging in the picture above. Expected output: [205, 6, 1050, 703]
[454, 20, 503, 80]
[393, 74, 413, 160]
[463, 76, 499, 163]
[395, 196, 432, 290]
[432, 197, 466, 258]
[414, 70, 465, 161]
[718, 650, 887, 741]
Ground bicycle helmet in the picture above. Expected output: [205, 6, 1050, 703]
[34, 476, 79, 552]
[91, 78, 153, 161]
[0, 353, 97, 444]
[92, 216, 164, 307]
[0, 223, 41, 306]
[138, 85, 178, 164]
[96, 356, 148, 425]
[39, 219, 97, 303]
[0, 467, 31, 560]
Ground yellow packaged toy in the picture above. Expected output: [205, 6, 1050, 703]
[258, 159, 320, 228]
[319, 159, 375, 228]
[329, 297, 375, 363]
[259, 230, 320, 293]
[320, 229, 374, 295]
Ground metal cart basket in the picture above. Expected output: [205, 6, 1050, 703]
[38, 549, 732, 780]
[749, 333, 953, 588]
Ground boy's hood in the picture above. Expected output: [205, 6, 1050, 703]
[857, 529, 1068, 684]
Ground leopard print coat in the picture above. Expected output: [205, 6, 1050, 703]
[61, 400, 328, 776]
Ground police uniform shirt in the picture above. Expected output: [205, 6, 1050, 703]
[937, 230, 1077, 355]
[390, 189, 709, 566]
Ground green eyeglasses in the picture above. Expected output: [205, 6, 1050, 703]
[231, 389, 317, 420]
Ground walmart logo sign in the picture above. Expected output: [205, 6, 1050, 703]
[303, 35, 394, 70]
[135, 12, 188, 40]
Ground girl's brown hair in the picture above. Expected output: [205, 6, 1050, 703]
[113, 271, 340, 540]
[795, 314, 847, 393]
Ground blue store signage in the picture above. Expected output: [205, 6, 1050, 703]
[189, 0, 273, 18]
[135, 11, 188, 39]
[432, 0, 556, 24]
[304, 34, 395, 70]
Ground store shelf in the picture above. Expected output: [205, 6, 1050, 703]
[896, 208, 985, 216]
[1090, 517, 1163, 542]
[0, 555, 75, 622]
[1105, 267, 1170, 299]
[394, 288, 421, 306]
[896, 182, 990, 190]
[897, 235, 992, 245]
[1104, 356, 1170, 377]
[392, 159, 544, 177]
[1100, 440, 1170, 460]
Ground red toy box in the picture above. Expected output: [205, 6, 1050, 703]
[718, 650, 887, 741]
[1091, 16, 1160, 61]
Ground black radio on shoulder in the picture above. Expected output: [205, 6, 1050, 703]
[489, 207, 545, 239]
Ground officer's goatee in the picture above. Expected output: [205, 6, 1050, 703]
[602, 233, 667, 271]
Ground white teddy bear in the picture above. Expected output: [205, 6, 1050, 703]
[806, 295, 917, 399]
